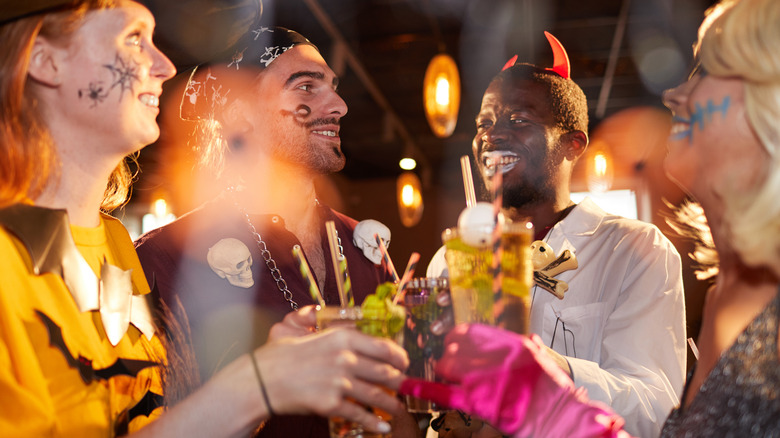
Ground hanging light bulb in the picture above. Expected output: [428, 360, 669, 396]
[586, 140, 614, 193]
[399, 157, 417, 170]
[397, 171, 424, 227]
[423, 54, 461, 138]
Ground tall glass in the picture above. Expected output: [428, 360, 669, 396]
[401, 277, 448, 413]
[442, 221, 533, 334]
[496, 220, 533, 334]
[316, 306, 401, 438]
[442, 227, 495, 325]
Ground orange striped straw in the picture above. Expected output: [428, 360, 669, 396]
[374, 233, 400, 283]
[491, 169, 504, 298]
[393, 252, 421, 305]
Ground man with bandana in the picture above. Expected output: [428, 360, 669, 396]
[426, 34, 686, 437]
[135, 27, 399, 437]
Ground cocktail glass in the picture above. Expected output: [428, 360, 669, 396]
[495, 220, 533, 334]
[442, 221, 533, 334]
[316, 306, 401, 438]
[401, 277, 449, 413]
[442, 227, 495, 325]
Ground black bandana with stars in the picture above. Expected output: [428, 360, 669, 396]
[180, 26, 317, 121]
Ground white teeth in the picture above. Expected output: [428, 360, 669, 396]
[313, 130, 337, 137]
[670, 123, 687, 134]
[139, 94, 159, 107]
[481, 150, 519, 177]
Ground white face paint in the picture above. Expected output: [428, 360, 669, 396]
[207, 238, 254, 288]
[353, 219, 391, 265]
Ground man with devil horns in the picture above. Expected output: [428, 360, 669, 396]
[426, 33, 686, 437]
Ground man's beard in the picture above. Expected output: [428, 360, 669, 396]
[497, 146, 560, 209]
[501, 174, 556, 208]
[268, 116, 346, 174]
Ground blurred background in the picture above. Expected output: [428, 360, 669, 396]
[122, 0, 717, 361]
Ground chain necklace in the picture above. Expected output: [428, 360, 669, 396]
[227, 188, 343, 310]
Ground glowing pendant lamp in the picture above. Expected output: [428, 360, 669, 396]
[423, 54, 461, 138]
[397, 171, 424, 227]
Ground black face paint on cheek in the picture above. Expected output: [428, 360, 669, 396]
[280, 105, 312, 126]
[103, 53, 140, 101]
[296, 104, 311, 118]
[78, 81, 109, 108]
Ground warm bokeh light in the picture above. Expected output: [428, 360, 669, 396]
[586, 141, 614, 193]
[594, 152, 609, 177]
[423, 54, 461, 138]
[401, 184, 415, 206]
[153, 198, 168, 218]
[142, 196, 176, 235]
[396, 171, 423, 227]
[399, 157, 417, 170]
[435, 75, 450, 107]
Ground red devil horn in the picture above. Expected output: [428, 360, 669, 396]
[544, 31, 570, 79]
[501, 55, 518, 71]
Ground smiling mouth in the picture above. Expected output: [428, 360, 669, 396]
[312, 130, 338, 137]
[139, 93, 159, 107]
[481, 150, 520, 177]
[669, 117, 691, 141]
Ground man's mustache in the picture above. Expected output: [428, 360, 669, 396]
[305, 117, 340, 128]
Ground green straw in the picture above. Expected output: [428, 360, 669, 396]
[292, 246, 325, 307]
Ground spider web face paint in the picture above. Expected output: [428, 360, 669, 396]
[103, 53, 140, 100]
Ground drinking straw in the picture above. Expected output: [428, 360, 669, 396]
[339, 256, 354, 307]
[460, 155, 477, 208]
[325, 221, 352, 307]
[687, 337, 700, 360]
[393, 252, 421, 305]
[374, 233, 400, 283]
[491, 169, 504, 297]
[292, 246, 326, 307]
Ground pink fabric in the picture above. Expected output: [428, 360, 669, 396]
[399, 324, 632, 438]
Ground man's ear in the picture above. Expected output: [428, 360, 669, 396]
[561, 130, 588, 161]
[28, 37, 62, 87]
[223, 98, 250, 127]
[222, 99, 254, 151]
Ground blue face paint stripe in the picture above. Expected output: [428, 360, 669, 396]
[673, 96, 731, 144]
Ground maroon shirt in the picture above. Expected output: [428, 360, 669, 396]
[135, 197, 394, 437]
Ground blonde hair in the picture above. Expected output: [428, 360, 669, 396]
[698, 0, 780, 272]
[0, 0, 131, 212]
[193, 118, 229, 178]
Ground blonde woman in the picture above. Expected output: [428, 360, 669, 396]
[401, 0, 780, 435]
[660, 0, 780, 434]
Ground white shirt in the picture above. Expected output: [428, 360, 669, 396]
[427, 198, 686, 437]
